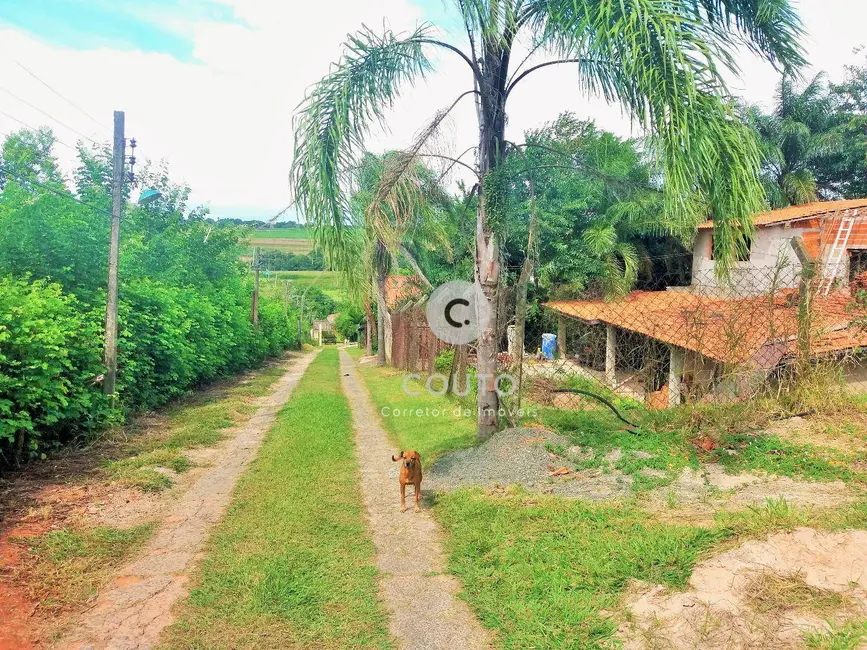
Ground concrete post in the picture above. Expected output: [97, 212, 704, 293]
[605, 324, 616, 387]
[318, 324, 323, 346]
[669, 345, 684, 407]
[558, 316, 567, 359]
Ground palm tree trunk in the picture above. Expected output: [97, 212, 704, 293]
[474, 58, 508, 440]
[375, 241, 388, 366]
[512, 146, 538, 409]
[365, 312, 373, 355]
[398, 244, 433, 288]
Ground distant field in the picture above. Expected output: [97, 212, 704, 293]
[243, 227, 316, 254]
[249, 227, 314, 240]
[264, 271, 344, 301]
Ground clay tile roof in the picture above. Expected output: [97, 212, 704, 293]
[545, 290, 867, 366]
[385, 275, 422, 309]
[697, 198, 867, 230]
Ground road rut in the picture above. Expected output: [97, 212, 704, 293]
[339, 350, 491, 650]
[61, 351, 319, 650]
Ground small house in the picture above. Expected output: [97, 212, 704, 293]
[544, 199, 867, 407]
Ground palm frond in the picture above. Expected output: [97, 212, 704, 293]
[782, 168, 818, 205]
[290, 24, 434, 270]
[524, 0, 779, 275]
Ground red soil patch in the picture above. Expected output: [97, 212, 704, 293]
[0, 521, 51, 650]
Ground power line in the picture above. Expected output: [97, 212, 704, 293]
[0, 163, 111, 216]
[0, 86, 101, 146]
[0, 109, 78, 150]
[9, 58, 109, 131]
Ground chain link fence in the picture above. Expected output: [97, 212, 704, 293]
[512, 259, 867, 415]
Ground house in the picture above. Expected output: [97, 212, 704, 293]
[544, 199, 867, 408]
[691, 198, 867, 296]
[310, 313, 338, 343]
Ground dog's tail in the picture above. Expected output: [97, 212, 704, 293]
[391, 451, 403, 462]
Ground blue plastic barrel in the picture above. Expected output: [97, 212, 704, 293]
[541, 333, 557, 360]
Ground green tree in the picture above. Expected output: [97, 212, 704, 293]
[347, 152, 453, 363]
[744, 74, 842, 207]
[824, 57, 867, 199]
[291, 0, 805, 438]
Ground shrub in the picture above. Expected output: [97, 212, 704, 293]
[0, 277, 110, 460]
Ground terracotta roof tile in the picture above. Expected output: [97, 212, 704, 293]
[545, 290, 867, 367]
[697, 198, 867, 230]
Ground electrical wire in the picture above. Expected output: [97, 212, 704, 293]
[0, 163, 112, 216]
[9, 58, 109, 131]
[0, 86, 101, 146]
[0, 109, 78, 150]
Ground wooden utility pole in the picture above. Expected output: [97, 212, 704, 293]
[103, 111, 125, 396]
[251, 246, 260, 327]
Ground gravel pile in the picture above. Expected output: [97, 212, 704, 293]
[426, 427, 633, 501]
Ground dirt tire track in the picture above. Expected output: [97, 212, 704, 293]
[59, 350, 319, 650]
[339, 349, 492, 650]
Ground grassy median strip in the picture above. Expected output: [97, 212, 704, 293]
[160, 349, 393, 650]
[348, 350, 476, 461]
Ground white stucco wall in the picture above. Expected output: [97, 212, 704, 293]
[691, 224, 812, 296]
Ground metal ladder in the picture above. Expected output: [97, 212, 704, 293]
[821, 211, 855, 295]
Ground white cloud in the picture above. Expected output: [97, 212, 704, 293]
[1, 0, 866, 220]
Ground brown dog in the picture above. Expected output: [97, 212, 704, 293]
[392, 450, 422, 512]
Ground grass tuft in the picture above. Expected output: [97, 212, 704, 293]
[105, 448, 192, 492]
[19, 524, 155, 612]
[804, 619, 867, 649]
[746, 571, 852, 615]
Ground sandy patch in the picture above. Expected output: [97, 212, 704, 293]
[621, 527, 867, 649]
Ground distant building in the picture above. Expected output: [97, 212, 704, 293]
[310, 313, 338, 343]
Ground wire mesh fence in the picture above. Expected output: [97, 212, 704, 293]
[514, 260, 867, 415]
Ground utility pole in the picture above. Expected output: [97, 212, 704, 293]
[103, 111, 125, 396]
[251, 246, 260, 327]
[282, 280, 289, 322]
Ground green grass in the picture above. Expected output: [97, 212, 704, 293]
[711, 432, 858, 482]
[105, 449, 192, 492]
[354, 362, 476, 462]
[538, 406, 695, 491]
[536, 398, 865, 490]
[105, 360, 290, 492]
[804, 620, 867, 649]
[435, 488, 727, 649]
[435, 491, 867, 650]
[160, 349, 392, 650]
[249, 227, 315, 240]
[268, 270, 344, 300]
[20, 524, 155, 612]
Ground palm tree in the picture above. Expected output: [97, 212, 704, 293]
[745, 73, 840, 207]
[291, 0, 805, 440]
[346, 153, 452, 365]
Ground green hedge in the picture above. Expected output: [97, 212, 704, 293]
[0, 278, 110, 458]
[0, 275, 297, 461]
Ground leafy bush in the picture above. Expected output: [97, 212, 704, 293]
[0, 277, 110, 459]
[0, 130, 301, 462]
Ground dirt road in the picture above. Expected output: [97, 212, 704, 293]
[60, 351, 318, 650]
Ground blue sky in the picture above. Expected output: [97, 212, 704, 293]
[0, 0, 239, 58]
